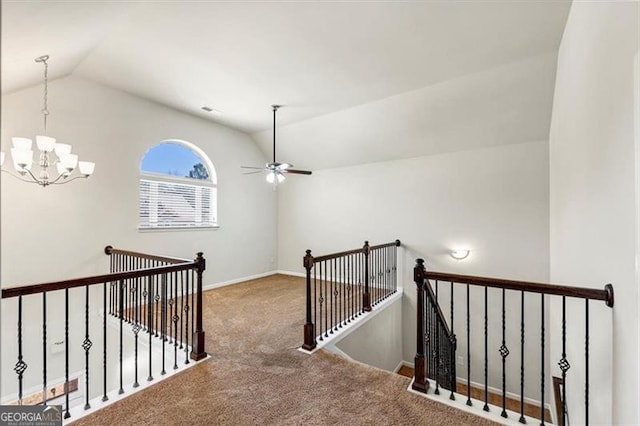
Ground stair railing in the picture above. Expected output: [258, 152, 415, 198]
[412, 258, 614, 425]
[303, 239, 400, 351]
[1, 246, 206, 419]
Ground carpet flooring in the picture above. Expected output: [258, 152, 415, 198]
[74, 274, 496, 425]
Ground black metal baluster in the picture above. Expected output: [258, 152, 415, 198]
[466, 283, 471, 406]
[519, 291, 526, 423]
[540, 293, 545, 425]
[319, 261, 324, 340]
[161, 274, 167, 375]
[103, 282, 108, 402]
[337, 257, 342, 328]
[64, 290, 70, 418]
[15, 296, 27, 406]
[179, 271, 184, 349]
[330, 260, 334, 333]
[484, 285, 489, 411]
[83, 285, 92, 409]
[184, 272, 190, 364]
[500, 288, 508, 418]
[42, 292, 47, 405]
[450, 281, 455, 401]
[168, 273, 174, 344]
[348, 254, 353, 322]
[173, 271, 179, 370]
[148, 275, 154, 381]
[118, 279, 124, 394]
[352, 254, 356, 320]
[376, 248, 380, 304]
[133, 278, 140, 388]
[333, 259, 340, 331]
[394, 245, 398, 293]
[435, 280, 440, 395]
[384, 246, 395, 297]
[559, 296, 570, 426]
[585, 299, 589, 426]
[154, 269, 160, 337]
[342, 256, 346, 326]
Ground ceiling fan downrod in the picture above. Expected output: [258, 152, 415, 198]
[272, 104, 280, 164]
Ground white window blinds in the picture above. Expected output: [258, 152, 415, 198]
[139, 177, 217, 228]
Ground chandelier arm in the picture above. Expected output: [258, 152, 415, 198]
[1, 169, 41, 184]
[48, 172, 69, 185]
[22, 166, 43, 185]
[54, 175, 89, 185]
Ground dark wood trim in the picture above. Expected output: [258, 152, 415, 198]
[314, 247, 365, 262]
[314, 240, 401, 263]
[7, 377, 79, 406]
[190, 252, 207, 360]
[553, 376, 563, 424]
[423, 271, 613, 307]
[369, 239, 402, 250]
[2, 262, 197, 299]
[104, 245, 191, 264]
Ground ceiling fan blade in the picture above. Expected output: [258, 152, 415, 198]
[286, 169, 312, 175]
[240, 166, 265, 170]
[243, 170, 265, 175]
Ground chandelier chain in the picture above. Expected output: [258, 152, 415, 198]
[42, 57, 49, 134]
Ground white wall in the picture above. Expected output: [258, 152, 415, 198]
[549, 2, 639, 425]
[1, 76, 277, 396]
[252, 53, 557, 171]
[278, 140, 550, 400]
[0, 75, 277, 286]
[335, 296, 403, 372]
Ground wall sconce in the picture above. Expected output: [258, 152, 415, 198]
[450, 249, 470, 260]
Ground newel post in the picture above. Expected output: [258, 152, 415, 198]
[412, 258, 429, 393]
[362, 241, 372, 312]
[190, 252, 207, 361]
[302, 250, 317, 351]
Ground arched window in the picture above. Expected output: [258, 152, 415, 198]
[139, 140, 217, 229]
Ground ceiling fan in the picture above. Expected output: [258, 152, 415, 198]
[242, 105, 312, 184]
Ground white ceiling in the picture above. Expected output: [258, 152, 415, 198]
[2, 1, 571, 135]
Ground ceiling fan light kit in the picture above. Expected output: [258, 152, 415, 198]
[241, 105, 312, 185]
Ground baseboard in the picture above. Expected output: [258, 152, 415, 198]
[458, 377, 550, 412]
[394, 360, 414, 373]
[398, 361, 551, 413]
[202, 270, 278, 292]
[276, 270, 306, 278]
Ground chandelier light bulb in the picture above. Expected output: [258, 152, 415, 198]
[36, 135, 56, 152]
[12, 137, 32, 151]
[78, 161, 95, 176]
[54, 143, 72, 158]
[60, 154, 78, 172]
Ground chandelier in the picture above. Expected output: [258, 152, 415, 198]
[0, 55, 95, 187]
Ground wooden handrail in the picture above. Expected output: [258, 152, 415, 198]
[423, 271, 614, 307]
[370, 239, 402, 250]
[1, 262, 197, 299]
[313, 239, 401, 262]
[313, 247, 365, 263]
[104, 245, 191, 264]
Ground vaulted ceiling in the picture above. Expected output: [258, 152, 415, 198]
[2, 1, 571, 168]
